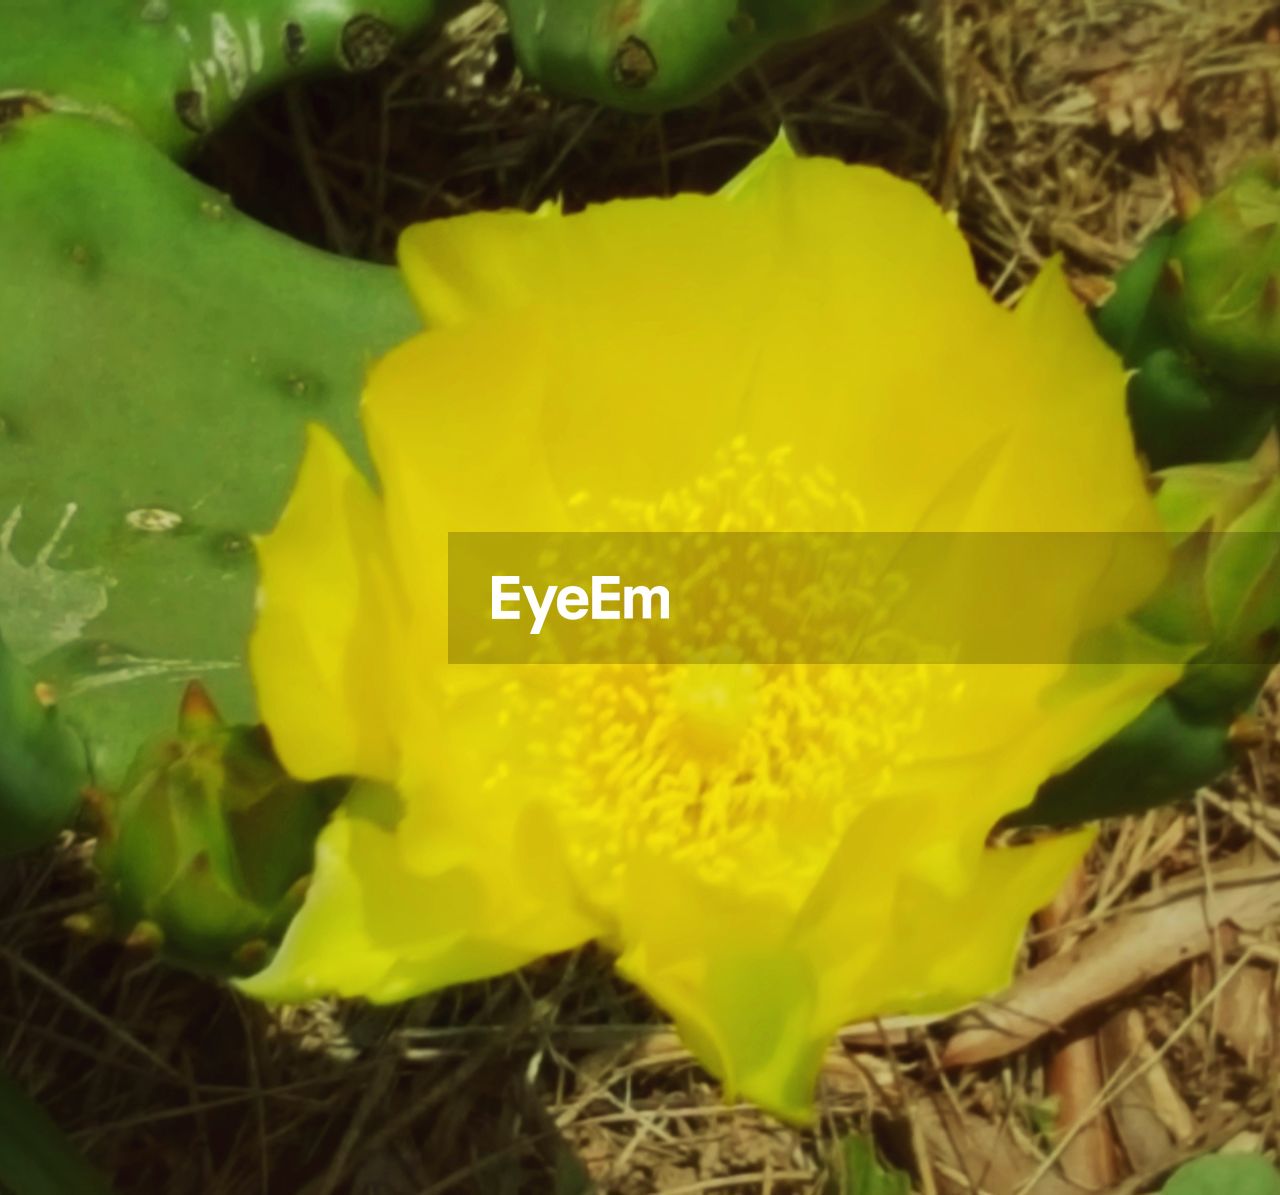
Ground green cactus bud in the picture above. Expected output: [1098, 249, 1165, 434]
[1155, 159, 1280, 389]
[1011, 441, 1280, 826]
[503, 0, 888, 112]
[1143, 447, 1280, 716]
[93, 682, 341, 975]
[1126, 347, 1274, 470]
[1093, 162, 1280, 471]
[1094, 222, 1179, 366]
[1009, 689, 1237, 828]
[0, 629, 88, 857]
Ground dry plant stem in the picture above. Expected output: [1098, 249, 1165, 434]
[1015, 949, 1263, 1195]
[285, 85, 354, 256]
[913, 1101, 1084, 1195]
[943, 863, 1280, 1067]
[1199, 788, 1280, 858]
[0, 947, 183, 1081]
[1213, 961, 1278, 1068]
[1037, 865, 1119, 1191]
[1097, 1009, 1195, 1174]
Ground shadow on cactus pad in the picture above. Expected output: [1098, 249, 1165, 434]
[0, 627, 88, 857]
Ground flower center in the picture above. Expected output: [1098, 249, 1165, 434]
[495, 441, 951, 905]
[665, 663, 764, 763]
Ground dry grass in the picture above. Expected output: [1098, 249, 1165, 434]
[5, 0, 1280, 1191]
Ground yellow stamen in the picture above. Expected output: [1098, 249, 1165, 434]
[492, 442, 954, 903]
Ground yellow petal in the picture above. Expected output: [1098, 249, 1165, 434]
[887, 826, 1094, 1012]
[250, 424, 405, 782]
[911, 647, 1186, 805]
[608, 807, 1089, 1124]
[398, 188, 754, 333]
[794, 782, 1091, 1029]
[972, 259, 1153, 534]
[722, 162, 1054, 531]
[610, 851, 828, 1124]
[239, 784, 596, 1004]
[717, 129, 798, 201]
[394, 158, 1151, 541]
[358, 319, 566, 671]
[398, 200, 560, 328]
[393, 204, 780, 507]
[394, 158, 975, 514]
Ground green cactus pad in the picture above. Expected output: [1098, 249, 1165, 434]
[0, 113, 417, 789]
[0, 0, 452, 153]
[504, 0, 888, 112]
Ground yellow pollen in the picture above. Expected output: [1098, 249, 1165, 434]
[666, 663, 764, 763]
[490, 440, 951, 905]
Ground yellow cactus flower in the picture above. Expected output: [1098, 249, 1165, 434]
[240, 143, 1185, 1121]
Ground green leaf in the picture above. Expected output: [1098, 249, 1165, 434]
[1161, 1154, 1280, 1195]
[0, 1070, 115, 1195]
[829, 1133, 912, 1195]
[552, 1142, 596, 1195]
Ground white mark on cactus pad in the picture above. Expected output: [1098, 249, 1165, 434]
[211, 13, 249, 98]
[65, 651, 238, 697]
[0, 505, 109, 663]
[126, 508, 183, 533]
[187, 61, 209, 102]
[247, 17, 265, 74]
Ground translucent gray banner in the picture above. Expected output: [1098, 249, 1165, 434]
[445, 531, 1223, 665]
